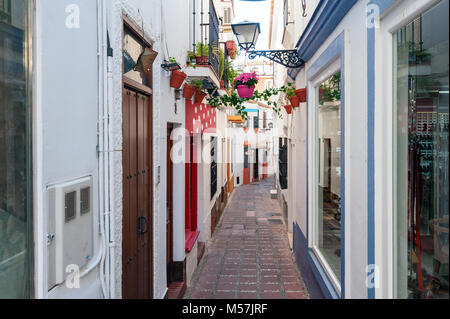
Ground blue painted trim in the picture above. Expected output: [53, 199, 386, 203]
[308, 249, 340, 299]
[305, 31, 346, 299]
[366, 0, 396, 299]
[288, 0, 357, 80]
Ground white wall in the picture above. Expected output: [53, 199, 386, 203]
[35, 0, 101, 299]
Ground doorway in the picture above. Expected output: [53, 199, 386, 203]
[166, 124, 174, 284]
[122, 87, 153, 299]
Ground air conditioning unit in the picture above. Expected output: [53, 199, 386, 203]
[47, 176, 94, 290]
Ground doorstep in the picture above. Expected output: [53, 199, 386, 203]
[185, 230, 200, 253]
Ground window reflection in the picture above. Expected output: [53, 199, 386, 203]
[395, 0, 449, 299]
[0, 0, 31, 299]
[316, 71, 342, 283]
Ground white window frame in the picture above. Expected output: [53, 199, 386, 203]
[308, 57, 342, 295]
[374, 0, 443, 299]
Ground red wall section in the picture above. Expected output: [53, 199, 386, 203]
[185, 99, 217, 134]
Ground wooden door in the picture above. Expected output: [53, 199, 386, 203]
[166, 124, 174, 284]
[122, 88, 153, 299]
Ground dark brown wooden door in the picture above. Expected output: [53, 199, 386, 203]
[166, 124, 174, 284]
[122, 88, 153, 299]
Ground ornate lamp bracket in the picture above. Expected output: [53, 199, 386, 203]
[247, 50, 304, 68]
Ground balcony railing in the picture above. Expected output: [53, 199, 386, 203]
[196, 0, 229, 89]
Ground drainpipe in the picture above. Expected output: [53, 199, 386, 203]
[93, 0, 108, 299]
[106, 20, 116, 301]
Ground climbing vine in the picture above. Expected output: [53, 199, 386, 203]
[207, 83, 294, 119]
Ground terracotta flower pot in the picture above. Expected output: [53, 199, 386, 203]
[290, 95, 300, 107]
[229, 50, 237, 60]
[194, 90, 207, 104]
[295, 88, 307, 103]
[236, 85, 255, 99]
[195, 56, 209, 64]
[183, 83, 196, 99]
[226, 40, 236, 52]
[220, 80, 225, 89]
[170, 70, 187, 89]
[284, 105, 292, 114]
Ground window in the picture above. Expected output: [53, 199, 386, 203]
[283, 0, 289, 27]
[0, 0, 11, 23]
[394, 0, 449, 299]
[315, 70, 342, 284]
[254, 115, 259, 129]
[0, 0, 32, 299]
[223, 7, 232, 25]
[210, 137, 218, 200]
[123, 25, 150, 86]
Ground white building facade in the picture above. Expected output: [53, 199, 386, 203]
[270, 0, 449, 299]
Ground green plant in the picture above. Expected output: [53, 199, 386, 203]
[195, 42, 209, 57]
[283, 82, 296, 99]
[319, 71, 341, 105]
[188, 79, 207, 93]
[218, 49, 225, 80]
[168, 56, 180, 65]
[207, 85, 294, 120]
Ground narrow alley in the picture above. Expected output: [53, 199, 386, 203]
[184, 176, 308, 299]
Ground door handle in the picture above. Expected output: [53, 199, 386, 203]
[138, 215, 149, 236]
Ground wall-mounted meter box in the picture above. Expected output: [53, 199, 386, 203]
[47, 176, 93, 290]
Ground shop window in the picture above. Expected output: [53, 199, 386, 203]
[315, 70, 342, 284]
[394, 0, 449, 299]
[0, 0, 32, 298]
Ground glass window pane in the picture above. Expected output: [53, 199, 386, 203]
[0, 0, 31, 299]
[316, 71, 342, 283]
[123, 26, 149, 86]
[394, 0, 449, 299]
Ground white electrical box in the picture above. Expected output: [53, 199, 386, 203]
[47, 176, 93, 290]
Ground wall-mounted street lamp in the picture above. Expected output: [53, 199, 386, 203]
[231, 21, 304, 68]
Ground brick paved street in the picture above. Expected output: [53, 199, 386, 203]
[184, 176, 309, 299]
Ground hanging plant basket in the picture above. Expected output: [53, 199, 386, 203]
[237, 85, 255, 99]
[170, 70, 187, 89]
[229, 50, 237, 60]
[194, 90, 207, 104]
[290, 95, 300, 107]
[284, 105, 292, 114]
[183, 83, 196, 99]
[295, 88, 307, 103]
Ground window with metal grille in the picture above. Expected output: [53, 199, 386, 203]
[80, 187, 90, 215]
[254, 115, 259, 129]
[283, 0, 289, 27]
[65, 191, 77, 223]
[0, 0, 11, 23]
[210, 137, 218, 200]
[223, 7, 232, 25]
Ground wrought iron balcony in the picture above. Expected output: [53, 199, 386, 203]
[195, 0, 229, 90]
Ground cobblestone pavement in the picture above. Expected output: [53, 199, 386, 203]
[184, 176, 309, 299]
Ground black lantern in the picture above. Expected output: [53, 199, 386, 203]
[231, 21, 261, 51]
[231, 20, 304, 68]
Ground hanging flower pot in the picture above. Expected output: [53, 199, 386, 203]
[295, 88, 307, 103]
[290, 95, 300, 107]
[236, 85, 255, 99]
[183, 83, 196, 99]
[194, 90, 207, 104]
[226, 40, 236, 52]
[234, 72, 259, 99]
[229, 50, 237, 60]
[284, 105, 292, 114]
[170, 70, 187, 89]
